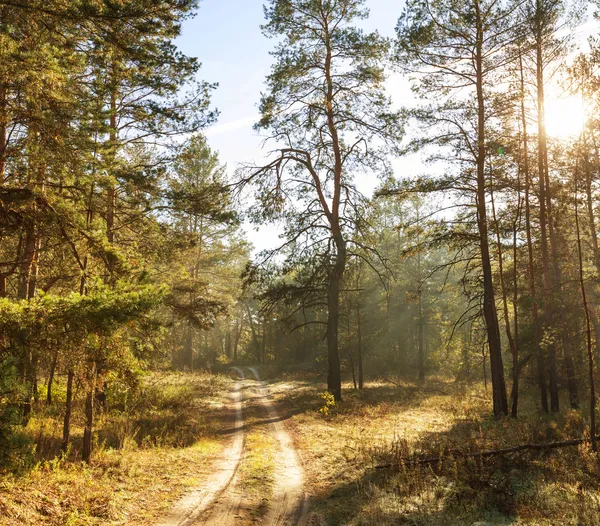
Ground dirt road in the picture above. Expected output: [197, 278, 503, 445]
[158, 367, 307, 526]
[157, 367, 246, 526]
[248, 367, 307, 526]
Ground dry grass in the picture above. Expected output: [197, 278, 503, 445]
[0, 371, 234, 526]
[264, 371, 600, 526]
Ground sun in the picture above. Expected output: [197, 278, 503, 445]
[544, 95, 587, 139]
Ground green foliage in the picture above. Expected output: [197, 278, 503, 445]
[0, 359, 34, 473]
[319, 391, 337, 416]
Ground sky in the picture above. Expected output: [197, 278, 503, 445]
[175, 1, 598, 254]
[175, 0, 411, 253]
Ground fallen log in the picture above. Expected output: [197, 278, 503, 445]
[375, 435, 599, 469]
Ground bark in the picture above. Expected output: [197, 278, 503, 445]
[323, 18, 345, 402]
[511, 145, 523, 417]
[417, 206, 425, 384]
[183, 324, 193, 370]
[575, 160, 597, 451]
[246, 303, 260, 360]
[535, 11, 559, 412]
[326, 241, 345, 401]
[61, 370, 74, 453]
[475, 1, 507, 416]
[106, 68, 118, 249]
[520, 51, 547, 413]
[82, 364, 97, 462]
[233, 318, 243, 363]
[490, 164, 517, 413]
[0, 84, 6, 182]
[261, 318, 267, 363]
[357, 291, 364, 390]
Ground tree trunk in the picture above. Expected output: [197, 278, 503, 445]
[520, 50, 548, 413]
[46, 350, 58, 405]
[82, 364, 96, 462]
[357, 291, 364, 390]
[106, 68, 118, 250]
[575, 160, 597, 451]
[475, 2, 507, 416]
[0, 84, 6, 182]
[490, 164, 518, 414]
[416, 206, 425, 385]
[323, 23, 346, 402]
[61, 370, 74, 453]
[535, 17, 559, 413]
[326, 240, 345, 401]
[184, 324, 193, 370]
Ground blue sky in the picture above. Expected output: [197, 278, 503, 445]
[176, 0, 406, 167]
[175, 1, 596, 253]
[175, 1, 410, 252]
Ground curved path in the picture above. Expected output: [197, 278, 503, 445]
[157, 367, 246, 526]
[158, 366, 307, 526]
[248, 367, 308, 526]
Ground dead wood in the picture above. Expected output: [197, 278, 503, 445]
[375, 435, 598, 469]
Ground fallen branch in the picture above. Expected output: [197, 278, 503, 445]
[375, 435, 599, 470]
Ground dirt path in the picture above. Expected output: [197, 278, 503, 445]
[248, 367, 308, 526]
[158, 367, 307, 526]
[157, 367, 246, 526]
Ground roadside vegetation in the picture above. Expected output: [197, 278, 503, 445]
[0, 372, 232, 525]
[3, 0, 600, 524]
[264, 371, 600, 526]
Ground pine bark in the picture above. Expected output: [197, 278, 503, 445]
[475, 1, 507, 416]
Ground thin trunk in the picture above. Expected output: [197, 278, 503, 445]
[261, 318, 267, 363]
[46, 350, 58, 404]
[520, 51, 547, 413]
[575, 159, 597, 451]
[475, 2, 507, 416]
[82, 365, 96, 462]
[511, 154, 523, 417]
[184, 324, 193, 370]
[357, 289, 364, 390]
[489, 164, 517, 409]
[233, 318, 242, 363]
[417, 206, 425, 384]
[106, 69, 118, 250]
[0, 84, 6, 182]
[535, 10, 559, 412]
[61, 370, 74, 453]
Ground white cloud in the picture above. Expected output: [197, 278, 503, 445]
[204, 115, 259, 137]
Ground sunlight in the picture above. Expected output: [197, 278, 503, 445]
[545, 95, 587, 139]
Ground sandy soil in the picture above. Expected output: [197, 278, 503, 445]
[157, 367, 246, 526]
[157, 366, 307, 526]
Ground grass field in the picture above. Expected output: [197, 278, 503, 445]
[2, 368, 600, 525]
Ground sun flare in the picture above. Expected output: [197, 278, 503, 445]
[544, 95, 587, 139]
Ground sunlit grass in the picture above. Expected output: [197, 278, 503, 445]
[0, 371, 233, 525]
[268, 373, 600, 525]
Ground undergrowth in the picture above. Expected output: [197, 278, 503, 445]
[0, 371, 232, 525]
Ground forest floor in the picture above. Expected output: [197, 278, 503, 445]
[0, 371, 241, 525]
[2, 368, 600, 525]
[260, 369, 600, 526]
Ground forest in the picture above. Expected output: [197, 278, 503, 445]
[1, 0, 600, 524]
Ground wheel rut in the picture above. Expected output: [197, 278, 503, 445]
[158, 366, 307, 526]
[157, 367, 246, 526]
[248, 367, 308, 526]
